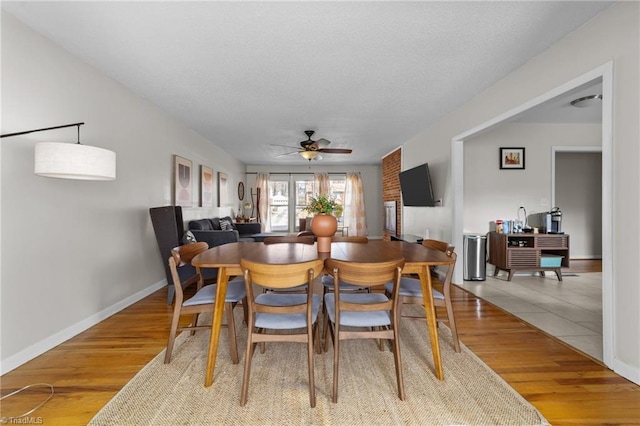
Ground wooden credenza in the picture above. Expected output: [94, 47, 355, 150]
[488, 232, 570, 281]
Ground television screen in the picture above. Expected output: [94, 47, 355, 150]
[399, 163, 436, 207]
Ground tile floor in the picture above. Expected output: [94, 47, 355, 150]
[458, 268, 603, 361]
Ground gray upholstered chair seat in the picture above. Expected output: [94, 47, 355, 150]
[384, 277, 445, 300]
[183, 277, 246, 307]
[321, 274, 367, 292]
[324, 293, 391, 327]
[254, 293, 321, 329]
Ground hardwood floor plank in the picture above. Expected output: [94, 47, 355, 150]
[1, 284, 638, 425]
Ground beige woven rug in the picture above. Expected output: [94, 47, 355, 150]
[89, 310, 549, 425]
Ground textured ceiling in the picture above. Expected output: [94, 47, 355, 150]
[2, 1, 612, 165]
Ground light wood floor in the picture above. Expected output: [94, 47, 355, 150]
[2, 276, 638, 425]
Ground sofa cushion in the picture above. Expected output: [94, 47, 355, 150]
[220, 216, 238, 230]
[189, 219, 215, 231]
[219, 218, 233, 230]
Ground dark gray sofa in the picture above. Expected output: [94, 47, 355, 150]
[188, 216, 261, 247]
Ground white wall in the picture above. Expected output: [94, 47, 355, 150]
[402, 3, 639, 382]
[246, 164, 382, 237]
[0, 13, 246, 372]
[556, 151, 602, 258]
[463, 123, 601, 258]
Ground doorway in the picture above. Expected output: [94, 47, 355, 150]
[452, 62, 613, 368]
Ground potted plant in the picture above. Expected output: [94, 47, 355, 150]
[304, 195, 343, 252]
[304, 194, 344, 217]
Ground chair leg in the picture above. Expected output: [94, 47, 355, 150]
[307, 326, 317, 408]
[313, 321, 322, 355]
[391, 322, 405, 401]
[240, 328, 254, 406]
[444, 299, 461, 353]
[322, 306, 331, 352]
[226, 302, 239, 364]
[190, 313, 199, 336]
[164, 306, 182, 364]
[331, 322, 340, 403]
[241, 297, 249, 325]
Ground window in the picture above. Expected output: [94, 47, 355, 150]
[268, 177, 289, 232]
[267, 174, 346, 232]
[295, 176, 315, 231]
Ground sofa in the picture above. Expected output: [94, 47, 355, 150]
[149, 207, 261, 304]
[188, 216, 261, 247]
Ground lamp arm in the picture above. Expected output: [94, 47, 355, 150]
[1, 122, 84, 139]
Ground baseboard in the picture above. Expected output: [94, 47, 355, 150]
[0, 279, 167, 375]
[613, 357, 640, 386]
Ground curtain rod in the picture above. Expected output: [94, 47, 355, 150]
[245, 172, 358, 175]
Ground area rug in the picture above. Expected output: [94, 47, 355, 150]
[89, 310, 549, 425]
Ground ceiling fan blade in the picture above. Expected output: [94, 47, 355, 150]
[270, 143, 300, 149]
[314, 138, 331, 148]
[276, 151, 301, 158]
[317, 148, 352, 154]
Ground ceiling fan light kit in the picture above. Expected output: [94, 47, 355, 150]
[271, 130, 353, 162]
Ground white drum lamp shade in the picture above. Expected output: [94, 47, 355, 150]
[35, 142, 116, 180]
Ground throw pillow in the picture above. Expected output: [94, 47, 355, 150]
[220, 219, 232, 230]
[182, 231, 197, 244]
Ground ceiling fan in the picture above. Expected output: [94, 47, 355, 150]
[271, 130, 353, 161]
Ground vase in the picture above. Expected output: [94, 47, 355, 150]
[310, 213, 337, 253]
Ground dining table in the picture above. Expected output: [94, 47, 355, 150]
[191, 239, 455, 387]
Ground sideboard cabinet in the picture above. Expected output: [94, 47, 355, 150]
[488, 232, 569, 281]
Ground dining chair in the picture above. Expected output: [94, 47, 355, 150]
[164, 242, 247, 364]
[239, 258, 324, 407]
[320, 236, 369, 350]
[260, 238, 315, 295]
[324, 257, 406, 403]
[384, 239, 461, 352]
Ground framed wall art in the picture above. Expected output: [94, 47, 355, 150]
[200, 165, 214, 207]
[500, 147, 525, 170]
[218, 172, 228, 207]
[174, 155, 193, 206]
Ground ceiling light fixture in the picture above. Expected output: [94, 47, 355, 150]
[1, 122, 116, 180]
[299, 150, 318, 161]
[570, 94, 602, 108]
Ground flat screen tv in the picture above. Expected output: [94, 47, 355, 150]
[399, 163, 436, 207]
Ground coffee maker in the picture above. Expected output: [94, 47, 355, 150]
[549, 207, 562, 233]
[528, 207, 563, 234]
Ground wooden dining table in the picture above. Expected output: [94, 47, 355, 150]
[191, 240, 455, 387]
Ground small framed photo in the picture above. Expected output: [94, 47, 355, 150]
[200, 165, 214, 207]
[500, 147, 525, 170]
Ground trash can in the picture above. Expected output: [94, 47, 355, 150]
[463, 234, 487, 281]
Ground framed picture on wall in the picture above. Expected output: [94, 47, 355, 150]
[200, 165, 214, 207]
[174, 155, 193, 206]
[500, 147, 525, 170]
[218, 172, 228, 207]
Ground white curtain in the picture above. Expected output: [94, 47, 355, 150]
[256, 172, 269, 231]
[314, 173, 330, 196]
[344, 172, 367, 236]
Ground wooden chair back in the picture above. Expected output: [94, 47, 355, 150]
[263, 235, 315, 245]
[240, 258, 324, 292]
[331, 236, 368, 243]
[296, 231, 315, 237]
[169, 242, 209, 295]
[421, 239, 454, 256]
[325, 258, 405, 289]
